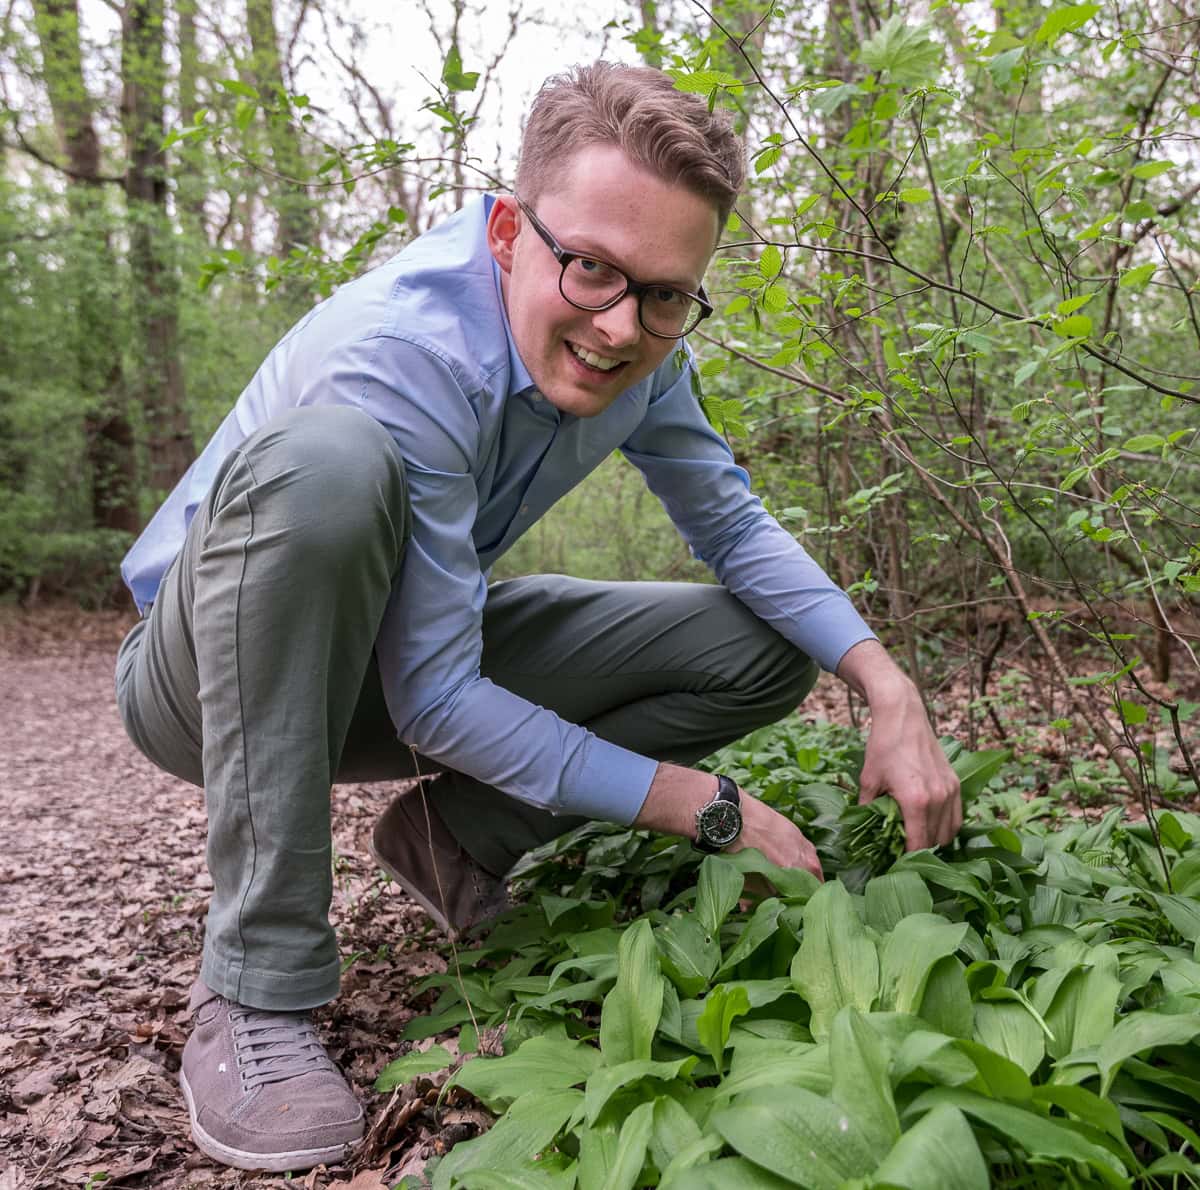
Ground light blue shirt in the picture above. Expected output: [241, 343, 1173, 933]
[122, 196, 875, 823]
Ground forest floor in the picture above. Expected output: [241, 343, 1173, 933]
[1, 602, 1196, 1189]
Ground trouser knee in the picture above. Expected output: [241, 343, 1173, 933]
[214, 405, 410, 565]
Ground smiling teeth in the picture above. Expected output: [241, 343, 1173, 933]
[571, 344, 622, 371]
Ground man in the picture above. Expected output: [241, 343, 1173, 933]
[115, 62, 960, 1172]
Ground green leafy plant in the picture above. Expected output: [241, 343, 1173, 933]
[376, 717, 1200, 1188]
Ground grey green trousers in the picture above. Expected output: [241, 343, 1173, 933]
[115, 406, 817, 1010]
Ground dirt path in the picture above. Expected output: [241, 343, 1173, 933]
[0, 609, 460, 1189]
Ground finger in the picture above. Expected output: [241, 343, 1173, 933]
[948, 782, 965, 840]
[932, 772, 962, 846]
[902, 795, 934, 852]
[922, 786, 948, 848]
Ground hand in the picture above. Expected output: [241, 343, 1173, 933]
[837, 640, 962, 851]
[728, 792, 824, 880]
[859, 687, 961, 850]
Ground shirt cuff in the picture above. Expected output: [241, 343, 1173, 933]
[565, 737, 659, 825]
[823, 620, 880, 674]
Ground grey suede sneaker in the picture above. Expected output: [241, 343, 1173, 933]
[370, 785, 510, 937]
[179, 979, 364, 1172]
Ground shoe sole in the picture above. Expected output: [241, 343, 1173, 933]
[179, 1067, 360, 1173]
[368, 834, 458, 937]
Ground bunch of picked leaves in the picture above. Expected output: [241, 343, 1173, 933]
[836, 795, 907, 886]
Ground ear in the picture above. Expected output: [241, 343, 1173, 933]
[487, 196, 520, 274]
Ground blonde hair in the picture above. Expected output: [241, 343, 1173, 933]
[516, 62, 745, 228]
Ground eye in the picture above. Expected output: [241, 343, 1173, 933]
[576, 258, 620, 281]
[650, 287, 685, 306]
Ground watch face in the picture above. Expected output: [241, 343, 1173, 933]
[700, 799, 742, 847]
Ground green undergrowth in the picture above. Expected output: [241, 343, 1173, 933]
[380, 718, 1200, 1189]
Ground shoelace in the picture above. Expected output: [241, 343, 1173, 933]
[228, 1007, 337, 1091]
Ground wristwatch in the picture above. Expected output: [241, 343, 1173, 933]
[694, 774, 742, 853]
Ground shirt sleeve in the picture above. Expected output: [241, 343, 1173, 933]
[343, 336, 657, 824]
[620, 363, 876, 674]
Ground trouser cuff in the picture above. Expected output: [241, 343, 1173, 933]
[200, 947, 340, 1012]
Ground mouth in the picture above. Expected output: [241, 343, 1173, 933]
[566, 341, 627, 378]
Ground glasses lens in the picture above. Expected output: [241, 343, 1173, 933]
[640, 288, 704, 338]
[561, 257, 628, 308]
[560, 256, 704, 338]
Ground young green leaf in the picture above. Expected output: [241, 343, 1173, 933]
[451, 1035, 603, 1110]
[1119, 263, 1156, 291]
[599, 918, 664, 1064]
[903, 1087, 1128, 1185]
[583, 1057, 696, 1125]
[1096, 1011, 1200, 1095]
[879, 914, 968, 1013]
[714, 1085, 879, 1188]
[1034, 955, 1121, 1060]
[916, 956, 975, 1038]
[374, 1043, 455, 1092]
[696, 855, 744, 935]
[714, 897, 784, 979]
[871, 1103, 989, 1190]
[696, 984, 751, 1073]
[972, 1001, 1046, 1075]
[952, 747, 1011, 800]
[1054, 314, 1093, 339]
[830, 1007, 901, 1151]
[583, 1098, 654, 1190]
[431, 1088, 584, 1190]
[656, 915, 719, 997]
[864, 871, 934, 932]
[648, 1095, 705, 1173]
[860, 16, 943, 86]
[791, 881, 880, 1038]
[1036, 4, 1101, 47]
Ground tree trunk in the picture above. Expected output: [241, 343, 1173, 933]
[31, 0, 139, 536]
[175, 0, 208, 229]
[123, 0, 192, 493]
[245, 0, 316, 255]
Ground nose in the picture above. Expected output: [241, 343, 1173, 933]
[590, 293, 642, 350]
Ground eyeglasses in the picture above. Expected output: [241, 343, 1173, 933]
[516, 199, 713, 339]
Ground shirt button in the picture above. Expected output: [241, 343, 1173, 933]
[530, 390, 542, 402]
[520, 505, 529, 515]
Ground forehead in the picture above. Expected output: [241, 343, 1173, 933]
[533, 144, 719, 289]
